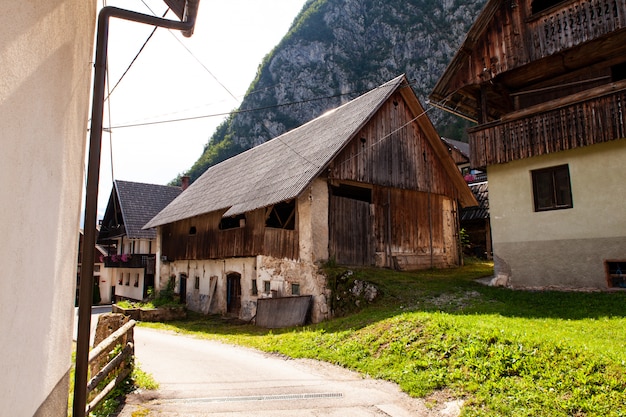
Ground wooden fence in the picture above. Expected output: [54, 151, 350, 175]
[84, 319, 136, 416]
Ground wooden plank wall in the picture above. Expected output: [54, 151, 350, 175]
[470, 88, 626, 167]
[328, 195, 372, 265]
[329, 186, 454, 267]
[459, 0, 626, 87]
[528, 0, 626, 61]
[373, 188, 445, 256]
[161, 208, 299, 261]
[329, 91, 459, 200]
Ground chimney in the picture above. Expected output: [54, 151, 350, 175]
[181, 175, 190, 191]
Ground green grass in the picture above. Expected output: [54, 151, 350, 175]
[140, 259, 626, 416]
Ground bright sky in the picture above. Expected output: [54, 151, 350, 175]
[94, 0, 308, 219]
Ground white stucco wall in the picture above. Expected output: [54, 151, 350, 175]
[95, 263, 115, 304]
[114, 268, 146, 301]
[0, 1, 96, 415]
[488, 138, 626, 288]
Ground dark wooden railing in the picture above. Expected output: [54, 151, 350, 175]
[469, 82, 626, 167]
[528, 0, 626, 60]
[84, 319, 136, 416]
[103, 254, 153, 268]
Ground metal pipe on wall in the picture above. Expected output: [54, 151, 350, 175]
[73, 4, 199, 416]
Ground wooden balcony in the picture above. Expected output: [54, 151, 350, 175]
[103, 254, 154, 269]
[528, 0, 626, 61]
[469, 80, 626, 168]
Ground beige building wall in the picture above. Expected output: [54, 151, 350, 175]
[488, 138, 626, 288]
[297, 178, 330, 263]
[0, 1, 96, 415]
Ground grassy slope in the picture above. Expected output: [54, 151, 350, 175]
[142, 259, 626, 416]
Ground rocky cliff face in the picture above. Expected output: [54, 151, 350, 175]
[183, 0, 485, 182]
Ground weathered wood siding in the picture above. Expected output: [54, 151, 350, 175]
[528, 0, 626, 61]
[449, 0, 626, 91]
[161, 208, 299, 261]
[329, 195, 372, 265]
[329, 91, 459, 199]
[329, 186, 459, 268]
[469, 85, 626, 167]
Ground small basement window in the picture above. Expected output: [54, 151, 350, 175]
[291, 283, 300, 296]
[531, 165, 573, 212]
[263, 280, 271, 294]
[605, 260, 626, 288]
[195, 276, 200, 290]
[220, 213, 246, 230]
[251, 279, 258, 296]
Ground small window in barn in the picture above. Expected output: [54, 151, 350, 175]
[266, 200, 295, 229]
[605, 261, 626, 288]
[219, 213, 246, 230]
[189, 226, 197, 235]
[531, 165, 573, 211]
[194, 276, 200, 290]
[118, 272, 123, 285]
[331, 183, 372, 203]
[134, 273, 139, 287]
[263, 280, 271, 294]
[125, 273, 130, 286]
[251, 279, 258, 295]
[531, 0, 565, 14]
[291, 283, 300, 296]
[611, 62, 626, 82]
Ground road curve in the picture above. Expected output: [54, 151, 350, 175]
[116, 327, 462, 417]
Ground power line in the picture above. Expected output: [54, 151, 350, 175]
[104, 84, 387, 130]
[104, 6, 169, 102]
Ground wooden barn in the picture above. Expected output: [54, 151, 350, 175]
[430, 0, 626, 289]
[145, 75, 477, 323]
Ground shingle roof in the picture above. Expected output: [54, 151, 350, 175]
[114, 180, 182, 239]
[441, 137, 470, 160]
[145, 75, 408, 229]
[460, 181, 489, 221]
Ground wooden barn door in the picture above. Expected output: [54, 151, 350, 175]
[329, 194, 372, 266]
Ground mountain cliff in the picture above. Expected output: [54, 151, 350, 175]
[180, 0, 486, 183]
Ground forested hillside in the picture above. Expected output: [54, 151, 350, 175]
[178, 0, 485, 183]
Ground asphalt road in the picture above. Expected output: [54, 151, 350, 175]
[116, 327, 462, 416]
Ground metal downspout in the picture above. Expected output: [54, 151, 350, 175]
[74, 5, 198, 416]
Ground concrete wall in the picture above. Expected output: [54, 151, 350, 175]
[488, 138, 626, 288]
[0, 1, 96, 415]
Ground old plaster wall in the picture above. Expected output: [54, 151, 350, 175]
[0, 1, 97, 415]
[165, 255, 331, 323]
[298, 178, 330, 263]
[488, 139, 626, 288]
[256, 255, 331, 323]
[168, 258, 257, 320]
